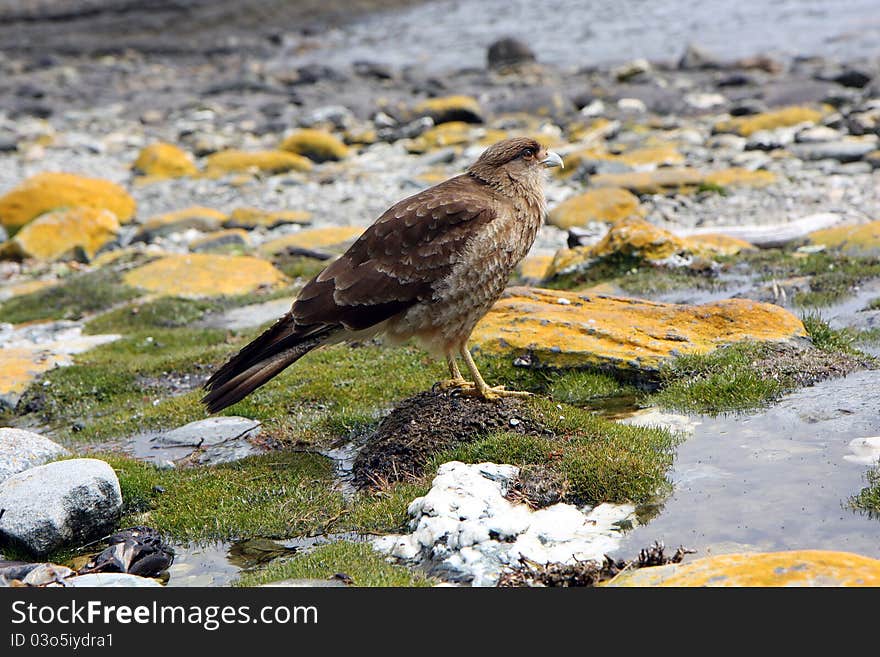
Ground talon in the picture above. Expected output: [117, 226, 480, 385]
[435, 378, 475, 391]
[456, 385, 531, 401]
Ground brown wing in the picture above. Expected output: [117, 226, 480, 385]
[292, 174, 499, 331]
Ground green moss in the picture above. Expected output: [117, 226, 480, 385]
[547, 370, 632, 405]
[104, 451, 345, 542]
[85, 297, 220, 334]
[801, 312, 860, 354]
[849, 465, 880, 518]
[234, 541, 434, 587]
[0, 268, 140, 323]
[696, 181, 728, 196]
[649, 343, 786, 414]
[438, 397, 680, 505]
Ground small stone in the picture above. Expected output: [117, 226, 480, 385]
[224, 207, 311, 230]
[714, 106, 824, 137]
[0, 207, 119, 261]
[791, 137, 878, 163]
[678, 44, 722, 70]
[279, 129, 349, 162]
[0, 428, 69, 485]
[547, 188, 643, 229]
[203, 150, 312, 176]
[613, 59, 651, 82]
[190, 229, 251, 253]
[0, 459, 122, 558]
[128, 417, 263, 466]
[259, 226, 363, 256]
[132, 206, 226, 242]
[413, 95, 483, 125]
[132, 143, 198, 178]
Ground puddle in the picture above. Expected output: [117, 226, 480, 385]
[166, 533, 372, 587]
[613, 369, 880, 560]
[319, 441, 362, 501]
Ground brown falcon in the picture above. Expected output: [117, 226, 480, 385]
[202, 137, 563, 413]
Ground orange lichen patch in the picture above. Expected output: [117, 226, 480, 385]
[516, 254, 554, 282]
[0, 348, 66, 396]
[606, 550, 880, 587]
[589, 216, 694, 261]
[190, 229, 251, 252]
[203, 150, 313, 176]
[590, 167, 775, 193]
[0, 172, 136, 233]
[0, 279, 58, 302]
[413, 95, 483, 124]
[470, 286, 805, 371]
[0, 207, 120, 261]
[547, 188, 644, 229]
[132, 142, 198, 178]
[414, 170, 451, 186]
[134, 206, 227, 241]
[807, 220, 880, 253]
[260, 226, 364, 256]
[406, 122, 473, 154]
[223, 207, 312, 230]
[279, 129, 350, 162]
[122, 254, 286, 298]
[714, 105, 824, 137]
[615, 144, 685, 167]
[703, 168, 776, 188]
[686, 233, 756, 256]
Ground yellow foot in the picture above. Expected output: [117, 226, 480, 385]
[457, 385, 533, 401]
[434, 378, 476, 392]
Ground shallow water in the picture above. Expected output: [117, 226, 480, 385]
[285, 0, 880, 72]
[615, 369, 880, 560]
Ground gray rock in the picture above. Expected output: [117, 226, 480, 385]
[0, 428, 69, 484]
[200, 298, 292, 330]
[63, 573, 162, 587]
[0, 459, 122, 558]
[791, 139, 878, 162]
[126, 417, 263, 466]
[678, 43, 722, 70]
[487, 37, 536, 70]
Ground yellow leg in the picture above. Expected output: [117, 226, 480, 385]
[435, 352, 475, 391]
[459, 344, 531, 400]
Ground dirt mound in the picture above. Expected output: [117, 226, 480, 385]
[351, 389, 543, 489]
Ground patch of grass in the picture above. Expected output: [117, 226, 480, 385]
[849, 466, 880, 518]
[0, 268, 140, 323]
[85, 297, 221, 334]
[864, 297, 880, 311]
[270, 254, 328, 281]
[104, 451, 346, 542]
[438, 397, 680, 506]
[234, 541, 434, 587]
[547, 369, 633, 405]
[696, 181, 728, 196]
[801, 313, 859, 354]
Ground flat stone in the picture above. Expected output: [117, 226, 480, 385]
[223, 207, 311, 230]
[470, 286, 805, 372]
[590, 167, 775, 193]
[259, 226, 363, 255]
[133, 142, 198, 179]
[200, 297, 292, 331]
[714, 105, 824, 137]
[0, 428, 69, 485]
[791, 137, 878, 162]
[0, 207, 119, 261]
[608, 551, 880, 587]
[122, 254, 286, 298]
[62, 573, 162, 587]
[547, 188, 643, 229]
[807, 220, 880, 254]
[0, 172, 136, 233]
[203, 150, 312, 176]
[190, 229, 251, 253]
[0, 458, 122, 558]
[132, 206, 227, 242]
[280, 129, 349, 162]
[126, 417, 263, 467]
[412, 95, 483, 124]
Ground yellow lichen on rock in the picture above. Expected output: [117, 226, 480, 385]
[190, 229, 251, 252]
[547, 188, 643, 229]
[134, 206, 227, 241]
[591, 167, 775, 193]
[516, 254, 554, 282]
[470, 286, 806, 371]
[260, 226, 364, 255]
[0, 207, 120, 261]
[616, 144, 685, 167]
[122, 254, 286, 298]
[606, 550, 880, 587]
[714, 105, 824, 137]
[280, 129, 350, 162]
[413, 95, 483, 124]
[589, 216, 693, 261]
[203, 150, 312, 176]
[132, 142, 198, 178]
[0, 348, 66, 397]
[223, 207, 312, 230]
[0, 172, 136, 233]
[807, 220, 880, 253]
[406, 122, 473, 154]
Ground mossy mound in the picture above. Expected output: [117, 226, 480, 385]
[203, 150, 313, 176]
[279, 129, 350, 162]
[122, 254, 286, 298]
[713, 105, 824, 137]
[547, 188, 643, 229]
[0, 172, 135, 234]
[132, 142, 198, 178]
[0, 207, 119, 261]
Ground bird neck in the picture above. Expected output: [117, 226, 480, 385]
[466, 168, 546, 213]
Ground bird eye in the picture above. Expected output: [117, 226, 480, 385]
[521, 148, 534, 158]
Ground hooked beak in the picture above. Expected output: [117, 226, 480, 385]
[541, 151, 564, 169]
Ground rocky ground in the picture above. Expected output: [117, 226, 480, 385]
[2, 5, 880, 587]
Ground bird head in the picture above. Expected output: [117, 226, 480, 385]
[467, 137, 563, 193]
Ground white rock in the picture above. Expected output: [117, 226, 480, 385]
[843, 436, 880, 465]
[0, 458, 122, 557]
[0, 428, 69, 484]
[372, 461, 635, 586]
[61, 573, 162, 587]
